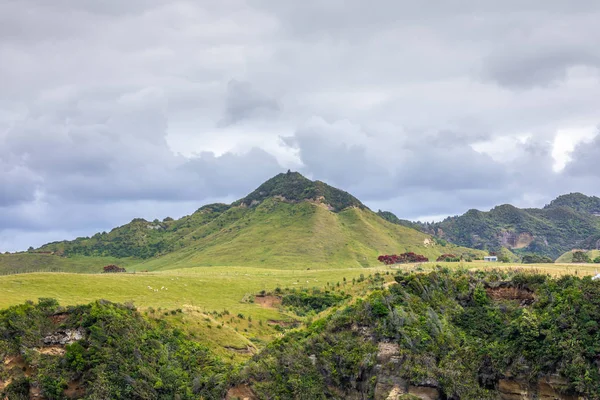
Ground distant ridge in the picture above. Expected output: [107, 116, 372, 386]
[380, 192, 600, 259]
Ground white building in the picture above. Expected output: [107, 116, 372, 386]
[484, 256, 498, 262]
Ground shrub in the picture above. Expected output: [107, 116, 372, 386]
[378, 252, 429, 264]
[522, 254, 554, 264]
[102, 264, 126, 273]
[572, 251, 591, 263]
[436, 253, 460, 262]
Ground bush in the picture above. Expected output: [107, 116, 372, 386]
[522, 254, 554, 264]
[378, 252, 429, 264]
[572, 251, 592, 263]
[594, 256, 600, 264]
[436, 253, 460, 262]
[102, 264, 126, 273]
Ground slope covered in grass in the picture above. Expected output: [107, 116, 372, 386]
[134, 199, 484, 271]
[556, 249, 600, 263]
[25, 172, 484, 271]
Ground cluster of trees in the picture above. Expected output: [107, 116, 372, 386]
[572, 251, 592, 263]
[377, 252, 429, 265]
[281, 289, 349, 316]
[102, 264, 126, 273]
[521, 254, 554, 264]
[0, 299, 230, 399]
[236, 171, 364, 212]
[436, 253, 460, 262]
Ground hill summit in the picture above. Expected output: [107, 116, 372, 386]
[233, 171, 364, 212]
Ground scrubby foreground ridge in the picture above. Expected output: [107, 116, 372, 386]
[239, 268, 599, 399]
[2, 268, 599, 399]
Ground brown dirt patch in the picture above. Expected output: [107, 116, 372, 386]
[64, 380, 85, 399]
[50, 313, 69, 324]
[254, 295, 282, 308]
[3, 355, 26, 370]
[267, 319, 298, 327]
[226, 384, 258, 400]
[0, 377, 12, 391]
[224, 346, 256, 355]
[37, 346, 66, 356]
[29, 384, 43, 399]
[486, 287, 534, 305]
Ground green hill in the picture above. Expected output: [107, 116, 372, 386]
[556, 249, 600, 263]
[4, 172, 484, 273]
[381, 193, 600, 260]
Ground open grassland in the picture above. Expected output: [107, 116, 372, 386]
[397, 260, 600, 277]
[0, 266, 388, 310]
[0, 266, 390, 360]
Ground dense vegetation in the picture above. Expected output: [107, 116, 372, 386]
[3, 270, 600, 399]
[281, 289, 350, 316]
[239, 268, 600, 399]
[381, 193, 600, 259]
[0, 299, 230, 399]
[234, 171, 365, 212]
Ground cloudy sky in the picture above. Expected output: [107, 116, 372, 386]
[2, 1, 600, 251]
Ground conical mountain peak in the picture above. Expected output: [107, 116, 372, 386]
[234, 171, 365, 212]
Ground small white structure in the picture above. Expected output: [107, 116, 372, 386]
[592, 274, 600, 281]
[484, 256, 498, 262]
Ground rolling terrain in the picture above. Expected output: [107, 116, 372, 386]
[380, 193, 600, 259]
[4, 172, 485, 273]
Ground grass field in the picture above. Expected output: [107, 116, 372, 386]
[0, 265, 391, 361]
[397, 260, 600, 277]
[2, 258, 598, 362]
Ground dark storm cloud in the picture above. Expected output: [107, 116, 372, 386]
[2, 1, 600, 250]
[564, 130, 600, 178]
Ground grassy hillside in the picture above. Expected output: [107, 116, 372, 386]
[131, 200, 484, 271]
[16, 172, 485, 272]
[381, 193, 600, 259]
[556, 249, 600, 263]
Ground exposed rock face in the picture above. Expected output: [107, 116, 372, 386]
[368, 342, 579, 400]
[498, 376, 580, 400]
[43, 328, 85, 346]
[499, 231, 534, 249]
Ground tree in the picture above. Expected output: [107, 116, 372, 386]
[572, 251, 591, 263]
